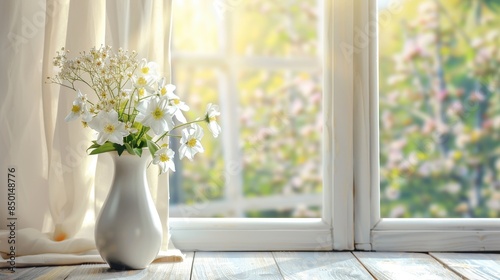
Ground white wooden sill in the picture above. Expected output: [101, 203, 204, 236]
[170, 218, 333, 251]
[370, 218, 500, 251]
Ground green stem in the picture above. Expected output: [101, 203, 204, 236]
[154, 119, 205, 144]
[154, 134, 181, 144]
[172, 119, 205, 130]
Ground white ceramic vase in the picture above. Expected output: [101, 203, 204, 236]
[95, 150, 163, 270]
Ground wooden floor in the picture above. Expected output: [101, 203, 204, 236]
[2, 252, 500, 279]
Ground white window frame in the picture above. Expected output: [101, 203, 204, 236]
[169, 0, 356, 251]
[353, 0, 500, 252]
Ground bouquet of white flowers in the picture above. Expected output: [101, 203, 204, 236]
[49, 46, 221, 174]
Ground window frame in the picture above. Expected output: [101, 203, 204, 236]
[353, 0, 500, 252]
[169, 0, 356, 251]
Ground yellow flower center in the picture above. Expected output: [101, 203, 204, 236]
[104, 124, 115, 134]
[137, 77, 147, 86]
[187, 138, 197, 148]
[209, 116, 216, 122]
[152, 107, 164, 119]
[141, 67, 149, 74]
[161, 87, 167, 95]
[138, 88, 145, 97]
[173, 99, 180, 105]
[71, 105, 81, 113]
[159, 153, 169, 162]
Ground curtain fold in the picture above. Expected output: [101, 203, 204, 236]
[0, 0, 180, 267]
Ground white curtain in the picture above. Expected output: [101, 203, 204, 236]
[0, 0, 182, 267]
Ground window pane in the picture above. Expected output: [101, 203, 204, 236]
[171, 0, 220, 53]
[232, 1, 320, 57]
[379, 0, 500, 218]
[171, 0, 323, 217]
[239, 70, 322, 218]
[169, 66, 225, 214]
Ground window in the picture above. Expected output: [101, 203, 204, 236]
[354, 0, 500, 251]
[169, 0, 356, 250]
[169, 0, 500, 252]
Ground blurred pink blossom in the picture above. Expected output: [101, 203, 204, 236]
[402, 39, 423, 61]
[297, 79, 316, 95]
[475, 48, 495, 65]
[436, 88, 448, 101]
[469, 91, 485, 102]
[450, 101, 464, 112]
[385, 186, 400, 200]
[417, 1, 439, 29]
[312, 92, 321, 103]
[291, 99, 304, 114]
[422, 119, 435, 134]
[382, 110, 394, 130]
[389, 205, 406, 218]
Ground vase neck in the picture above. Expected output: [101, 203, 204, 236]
[110, 151, 151, 173]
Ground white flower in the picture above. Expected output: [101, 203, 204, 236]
[158, 78, 174, 96]
[167, 92, 189, 123]
[88, 109, 129, 145]
[76, 89, 87, 102]
[153, 147, 176, 173]
[158, 81, 189, 123]
[65, 91, 92, 122]
[133, 76, 155, 96]
[179, 124, 204, 160]
[133, 58, 159, 94]
[205, 103, 221, 138]
[136, 58, 159, 80]
[135, 96, 174, 135]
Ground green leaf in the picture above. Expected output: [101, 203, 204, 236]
[86, 141, 101, 152]
[134, 148, 143, 157]
[121, 113, 132, 123]
[116, 145, 126, 156]
[89, 142, 119, 155]
[124, 143, 135, 155]
[88, 142, 128, 156]
[147, 140, 160, 157]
